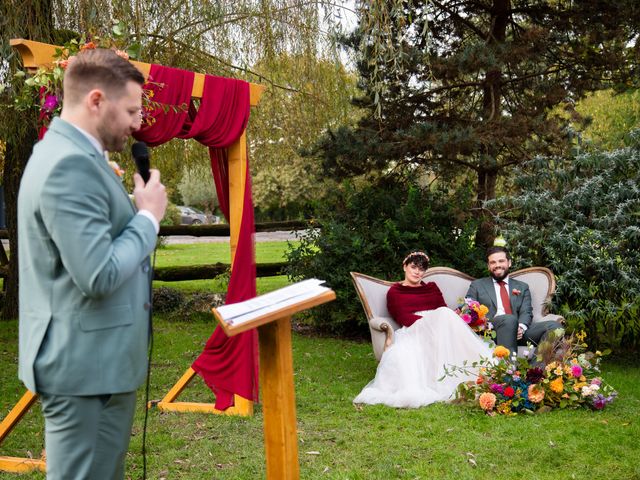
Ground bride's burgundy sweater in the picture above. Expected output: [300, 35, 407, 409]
[386, 281, 447, 327]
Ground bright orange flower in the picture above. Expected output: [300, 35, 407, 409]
[493, 346, 510, 358]
[550, 377, 564, 393]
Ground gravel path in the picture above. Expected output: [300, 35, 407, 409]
[164, 230, 304, 244]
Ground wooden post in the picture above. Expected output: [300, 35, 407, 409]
[259, 317, 300, 479]
[0, 390, 46, 473]
[213, 287, 336, 479]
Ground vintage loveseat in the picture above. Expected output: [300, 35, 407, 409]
[351, 267, 564, 361]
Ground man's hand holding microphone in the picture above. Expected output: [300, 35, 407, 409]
[131, 141, 168, 223]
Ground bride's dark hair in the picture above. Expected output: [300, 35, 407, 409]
[402, 251, 430, 270]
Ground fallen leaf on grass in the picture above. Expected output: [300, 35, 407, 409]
[306, 451, 321, 455]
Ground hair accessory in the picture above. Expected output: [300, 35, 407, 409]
[403, 251, 430, 264]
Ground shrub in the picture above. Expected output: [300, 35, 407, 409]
[286, 178, 483, 334]
[488, 130, 640, 350]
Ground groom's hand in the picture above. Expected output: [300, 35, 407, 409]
[517, 326, 525, 340]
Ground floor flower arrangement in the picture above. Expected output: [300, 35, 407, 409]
[449, 329, 617, 415]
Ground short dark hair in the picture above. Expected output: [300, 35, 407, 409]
[63, 48, 145, 105]
[486, 246, 511, 261]
[402, 251, 430, 270]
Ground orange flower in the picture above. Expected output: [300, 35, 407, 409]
[493, 346, 510, 358]
[479, 392, 496, 411]
[81, 41, 96, 50]
[528, 384, 545, 403]
[476, 376, 484, 385]
[550, 377, 564, 393]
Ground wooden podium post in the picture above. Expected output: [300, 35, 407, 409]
[213, 285, 335, 479]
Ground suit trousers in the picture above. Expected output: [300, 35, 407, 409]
[493, 316, 563, 356]
[40, 391, 137, 480]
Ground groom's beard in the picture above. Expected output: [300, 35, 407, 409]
[490, 269, 509, 282]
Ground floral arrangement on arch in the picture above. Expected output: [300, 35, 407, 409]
[12, 20, 177, 139]
[448, 329, 617, 415]
[455, 297, 492, 336]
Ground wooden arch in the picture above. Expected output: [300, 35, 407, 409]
[0, 38, 265, 473]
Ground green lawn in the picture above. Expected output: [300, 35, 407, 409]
[1, 316, 639, 479]
[152, 240, 294, 294]
[1, 242, 639, 478]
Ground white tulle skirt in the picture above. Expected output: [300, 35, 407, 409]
[354, 307, 493, 408]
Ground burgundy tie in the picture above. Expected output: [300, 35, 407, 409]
[499, 281, 512, 315]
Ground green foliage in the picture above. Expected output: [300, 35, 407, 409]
[316, 0, 640, 247]
[286, 179, 484, 333]
[177, 162, 219, 213]
[488, 131, 640, 350]
[576, 89, 640, 150]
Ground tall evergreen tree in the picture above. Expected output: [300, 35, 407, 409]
[316, 0, 640, 246]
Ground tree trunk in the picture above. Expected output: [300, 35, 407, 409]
[474, 0, 510, 250]
[0, 0, 54, 319]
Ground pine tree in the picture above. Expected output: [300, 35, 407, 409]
[316, 0, 640, 247]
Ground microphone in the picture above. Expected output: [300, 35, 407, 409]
[132, 141, 151, 183]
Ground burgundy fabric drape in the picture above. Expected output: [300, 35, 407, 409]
[134, 65, 258, 410]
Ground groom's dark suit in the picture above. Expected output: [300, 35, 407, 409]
[466, 277, 559, 354]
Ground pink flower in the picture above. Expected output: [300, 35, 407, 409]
[571, 365, 583, 378]
[115, 49, 129, 60]
[461, 313, 472, 324]
[42, 95, 59, 112]
[512, 288, 521, 296]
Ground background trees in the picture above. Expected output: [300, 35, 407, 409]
[315, 0, 640, 247]
[0, 0, 353, 318]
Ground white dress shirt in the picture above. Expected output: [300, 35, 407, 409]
[492, 276, 527, 332]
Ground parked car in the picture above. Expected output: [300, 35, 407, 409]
[177, 206, 209, 225]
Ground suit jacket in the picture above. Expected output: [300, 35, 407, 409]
[18, 117, 157, 395]
[466, 277, 533, 327]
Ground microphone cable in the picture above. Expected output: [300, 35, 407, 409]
[141, 246, 157, 480]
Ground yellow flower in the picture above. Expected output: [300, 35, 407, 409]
[573, 382, 587, 392]
[550, 377, 564, 393]
[546, 361, 557, 372]
[479, 305, 489, 316]
[579, 375, 586, 382]
[493, 346, 510, 358]
[554, 367, 564, 376]
[496, 402, 512, 415]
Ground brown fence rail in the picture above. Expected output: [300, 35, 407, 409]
[0, 220, 309, 282]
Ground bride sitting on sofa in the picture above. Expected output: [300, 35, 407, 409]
[353, 251, 492, 408]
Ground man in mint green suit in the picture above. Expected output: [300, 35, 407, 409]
[18, 49, 167, 479]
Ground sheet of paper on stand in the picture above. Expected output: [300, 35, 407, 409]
[216, 279, 329, 326]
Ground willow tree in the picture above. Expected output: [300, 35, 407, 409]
[316, 0, 640, 248]
[0, 0, 354, 319]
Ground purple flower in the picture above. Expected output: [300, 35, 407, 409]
[571, 365, 583, 378]
[490, 383, 504, 394]
[42, 94, 59, 112]
[592, 394, 607, 410]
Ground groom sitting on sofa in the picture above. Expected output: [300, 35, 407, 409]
[466, 246, 562, 355]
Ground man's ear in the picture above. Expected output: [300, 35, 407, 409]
[86, 89, 105, 113]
